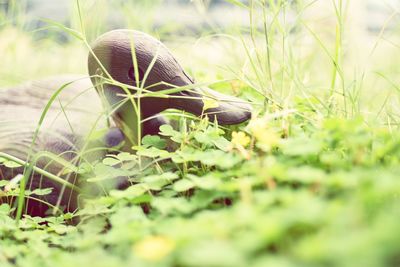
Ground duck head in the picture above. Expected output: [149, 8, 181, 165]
[88, 30, 252, 144]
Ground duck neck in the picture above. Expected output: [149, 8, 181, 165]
[114, 102, 142, 150]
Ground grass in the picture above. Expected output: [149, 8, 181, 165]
[1, 0, 400, 266]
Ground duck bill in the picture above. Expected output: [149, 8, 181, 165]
[170, 86, 252, 125]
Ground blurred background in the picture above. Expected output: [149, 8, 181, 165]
[2, 0, 400, 34]
[1, 0, 400, 119]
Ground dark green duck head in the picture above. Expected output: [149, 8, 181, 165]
[88, 29, 252, 143]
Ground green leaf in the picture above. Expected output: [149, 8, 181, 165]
[179, 240, 245, 267]
[200, 150, 242, 169]
[152, 197, 195, 215]
[187, 174, 221, 190]
[142, 176, 171, 191]
[286, 166, 326, 184]
[159, 124, 176, 136]
[142, 135, 167, 149]
[116, 152, 137, 162]
[3, 160, 22, 168]
[173, 179, 195, 192]
[194, 131, 212, 145]
[0, 204, 11, 215]
[131, 194, 152, 204]
[159, 124, 182, 143]
[141, 172, 178, 191]
[212, 137, 231, 151]
[29, 188, 53, 196]
[137, 147, 170, 158]
[76, 162, 93, 174]
[281, 137, 323, 157]
[109, 184, 147, 200]
[87, 163, 137, 182]
[102, 157, 121, 166]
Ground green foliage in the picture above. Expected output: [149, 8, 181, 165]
[2, 107, 400, 267]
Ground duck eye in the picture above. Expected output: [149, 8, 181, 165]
[128, 66, 144, 82]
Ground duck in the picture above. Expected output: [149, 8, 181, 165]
[0, 29, 252, 217]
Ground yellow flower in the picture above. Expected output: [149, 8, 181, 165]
[134, 236, 175, 262]
[248, 118, 280, 151]
[248, 118, 266, 139]
[231, 131, 250, 147]
[257, 129, 280, 151]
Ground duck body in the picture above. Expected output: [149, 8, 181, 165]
[0, 29, 252, 217]
[0, 75, 165, 216]
[0, 75, 105, 162]
[0, 75, 109, 216]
